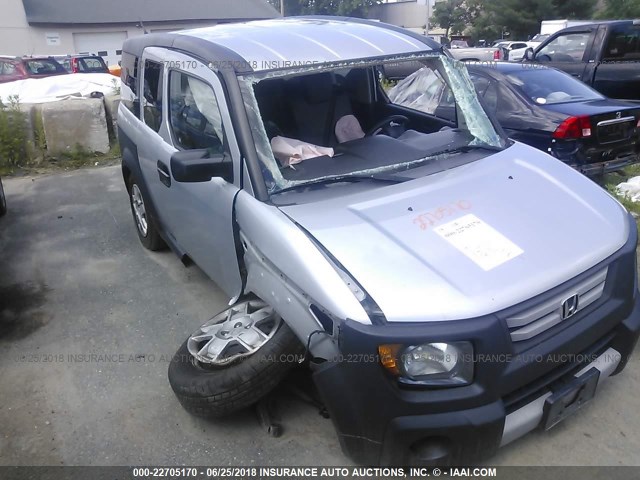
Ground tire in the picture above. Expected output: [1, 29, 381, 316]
[127, 173, 165, 251]
[168, 299, 303, 418]
[0, 178, 6, 217]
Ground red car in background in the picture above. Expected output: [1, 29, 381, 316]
[52, 55, 110, 74]
[0, 56, 68, 84]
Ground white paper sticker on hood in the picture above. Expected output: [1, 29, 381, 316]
[434, 214, 524, 271]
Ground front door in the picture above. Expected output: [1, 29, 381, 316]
[534, 30, 594, 81]
[138, 47, 243, 299]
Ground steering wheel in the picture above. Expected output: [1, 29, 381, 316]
[366, 115, 410, 137]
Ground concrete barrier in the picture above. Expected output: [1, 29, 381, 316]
[103, 95, 121, 142]
[40, 98, 111, 155]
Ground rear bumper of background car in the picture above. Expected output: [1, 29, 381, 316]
[571, 152, 639, 176]
[311, 217, 640, 466]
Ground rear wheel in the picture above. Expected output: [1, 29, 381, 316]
[0, 178, 6, 217]
[127, 174, 165, 251]
[168, 298, 303, 418]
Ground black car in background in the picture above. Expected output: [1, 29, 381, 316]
[0, 177, 6, 217]
[466, 63, 640, 176]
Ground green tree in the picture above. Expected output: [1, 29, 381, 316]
[596, 0, 640, 18]
[468, 0, 597, 42]
[268, 0, 382, 17]
[430, 0, 471, 37]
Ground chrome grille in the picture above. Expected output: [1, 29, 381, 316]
[507, 268, 608, 342]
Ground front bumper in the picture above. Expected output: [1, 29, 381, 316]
[311, 217, 640, 466]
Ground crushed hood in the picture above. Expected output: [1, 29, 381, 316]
[280, 143, 629, 322]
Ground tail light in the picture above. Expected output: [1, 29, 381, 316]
[493, 49, 501, 60]
[71, 57, 79, 73]
[553, 116, 592, 139]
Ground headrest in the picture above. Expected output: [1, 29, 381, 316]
[300, 73, 334, 104]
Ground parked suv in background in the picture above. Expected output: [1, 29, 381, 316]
[524, 20, 640, 100]
[53, 54, 110, 74]
[0, 56, 67, 83]
[118, 17, 640, 466]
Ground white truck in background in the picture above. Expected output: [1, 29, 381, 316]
[540, 19, 594, 35]
[509, 19, 595, 61]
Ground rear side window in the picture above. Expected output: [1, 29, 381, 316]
[0, 61, 17, 76]
[142, 60, 163, 133]
[603, 25, 640, 61]
[168, 70, 225, 153]
[78, 57, 107, 72]
[24, 60, 65, 74]
[121, 52, 139, 117]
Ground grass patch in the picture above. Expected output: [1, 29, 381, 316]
[601, 166, 640, 233]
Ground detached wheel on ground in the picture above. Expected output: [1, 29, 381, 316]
[0, 177, 6, 217]
[127, 173, 165, 251]
[168, 298, 303, 418]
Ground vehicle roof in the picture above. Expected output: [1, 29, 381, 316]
[0, 56, 59, 61]
[559, 19, 640, 33]
[123, 16, 441, 74]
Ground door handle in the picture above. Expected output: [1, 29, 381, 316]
[157, 161, 171, 187]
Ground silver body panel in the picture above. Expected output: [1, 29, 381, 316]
[235, 190, 370, 326]
[281, 142, 628, 323]
[176, 18, 431, 72]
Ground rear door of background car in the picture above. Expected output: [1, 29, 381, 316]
[469, 71, 553, 152]
[589, 23, 640, 100]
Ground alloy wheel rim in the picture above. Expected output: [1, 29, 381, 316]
[187, 300, 281, 366]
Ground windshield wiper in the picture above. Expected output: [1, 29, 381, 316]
[273, 172, 410, 195]
[423, 142, 505, 159]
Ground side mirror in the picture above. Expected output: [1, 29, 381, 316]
[524, 47, 534, 61]
[171, 149, 233, 183]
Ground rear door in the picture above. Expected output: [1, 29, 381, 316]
[591, 23, 640, 100]
[534, 29, 597, 80]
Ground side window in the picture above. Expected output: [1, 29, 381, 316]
[603, 25, 640, 61]
[142, 60, 163, 133]
[537, 32, 591, 62]
[121, 52, 139, 117]
[469, 74, 490, 96]
[384, 62, 455, 122]
[470, 74, 498, 113]
[482, 83, 499, 114]
[168, 70, 225, 153]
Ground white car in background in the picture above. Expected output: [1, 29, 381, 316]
[494, 41, 529, 61]
[509, 34, 552, 61]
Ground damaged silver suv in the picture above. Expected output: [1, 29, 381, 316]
[118, 17, 640, 465]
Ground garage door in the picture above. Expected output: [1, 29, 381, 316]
[73, 32, 127, 66]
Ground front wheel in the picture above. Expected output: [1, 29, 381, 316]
[168, 299, 303, 418]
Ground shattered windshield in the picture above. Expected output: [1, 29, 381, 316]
[239, 55, 506, 195]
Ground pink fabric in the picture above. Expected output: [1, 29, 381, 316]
[271, 136, 334, 167]
[335, 115, 365, 143]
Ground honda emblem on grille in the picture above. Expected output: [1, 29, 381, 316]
[561, 294, 580, 320]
